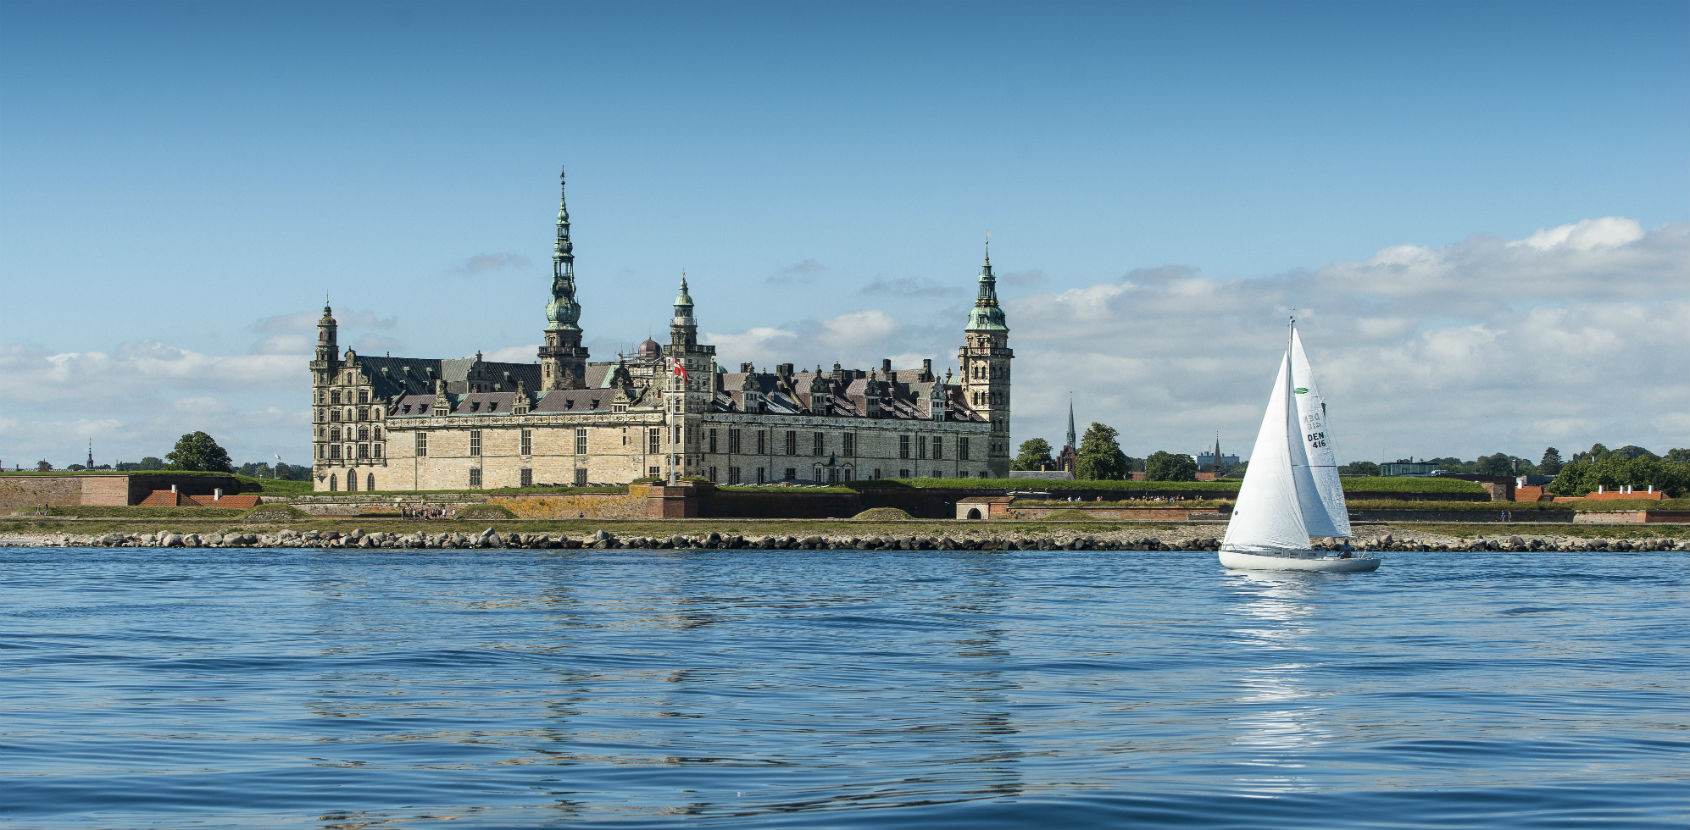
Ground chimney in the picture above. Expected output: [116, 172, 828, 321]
[921, 359, 933, 381]
[882, 358, 892, 374]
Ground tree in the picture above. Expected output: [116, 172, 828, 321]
[138, 456, 165, 471]
[1340, 460, 1381, 476]
[1145, 450, 1198, 482]
[1539, 447, 1563, 475]
[165, 432, 233, 473]
[1475, 452, 1517, 477]
[1012, 438, 1054, 471]
[1074, 422, 1128, 480]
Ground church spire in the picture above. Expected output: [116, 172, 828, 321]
[1066, 393, 1077, 451]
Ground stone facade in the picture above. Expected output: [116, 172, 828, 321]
[310, 169, 1012, 492]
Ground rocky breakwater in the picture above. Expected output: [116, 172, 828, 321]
[3, 526, 1686, 552]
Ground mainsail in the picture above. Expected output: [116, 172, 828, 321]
[1220, 350, 1310, 553]
[1289, 328, 1352, 538]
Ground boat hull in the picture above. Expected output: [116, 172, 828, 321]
[1218, 549, 1381, 573]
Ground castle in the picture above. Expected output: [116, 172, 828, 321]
[309, 169, 1012, 492]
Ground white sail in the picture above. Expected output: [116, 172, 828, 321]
[1289, 328, 1352, 538]
[1221, 351, 1310, 553]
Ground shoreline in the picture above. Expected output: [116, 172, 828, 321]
[5, 526, 1686, 553]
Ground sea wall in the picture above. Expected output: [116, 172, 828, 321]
[10, 526, 1684, 553]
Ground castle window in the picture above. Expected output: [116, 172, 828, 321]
[330, 427, 341, 442]
[373, 426, 381, 440]
[520, 429, 532, 456]
[416, 432, 427, 457]
[959, 437, 970, 461]
[708, 466, 717, 482]
[899, 469, 910, 479]
[329, 474, 337, 491]
[366, 473, 374, 491]
[469, 468, 481, 488]
[575, 468, 588, 486]
[330, 445, 342, 460]
[842, 432, 855, 456]
[900, 435, 911, 459]
[348, 407, 357, 422]
[933, 437, 943, 460]
[709, 429, 718, 454]
[418, 403, 428, 413]
[317, 444, 325, 459]
[873, 468, 882, 480]
[330, 409, 341, 423]
[784, 468, 796, 482]
[331, 390, 341, 405]
[488, 402, 498, 411]
[575, 428, 588, 454]
[374, 443, 383, 459]
[729, 467, 740, 484]
[756, 430, 766, 454]
[357, 427, 369, 441]
[469, 430, 482, 456]
[918, 436, 927, 459]
[785, 431, 797, 455]
[812, 432, 824, 456]
[359, 389, 369, 404]
[729, 429, 741, 454]
[348, 472, 357, 491]
[520, 468, 532, 487]
[358, 444, 369, 459]
[756, 468, 766, 484]
[648, 428, 661, 455]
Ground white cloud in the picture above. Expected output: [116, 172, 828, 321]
[1512, 217, 1645, 252]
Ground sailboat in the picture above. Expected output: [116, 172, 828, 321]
[1219, 319, 1380, 573]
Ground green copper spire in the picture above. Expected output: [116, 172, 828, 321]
[674, 273, 694, 314]
[546, 165, 582, 332]
[965, 237, 1008, 332]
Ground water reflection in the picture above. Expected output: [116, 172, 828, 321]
[1225, 571, 1335, 793]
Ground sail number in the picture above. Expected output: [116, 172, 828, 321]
[1306, 431, 1327, 448]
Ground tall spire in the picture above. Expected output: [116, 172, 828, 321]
[966, 235, 1007, 332]
[546, 165, 582, 332]
[539, 165, 590, 389]
[1066, 393, 1077, 451]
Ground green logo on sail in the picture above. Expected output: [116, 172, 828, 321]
[1293, 387, 1309, 394]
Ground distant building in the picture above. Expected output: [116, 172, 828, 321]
[1195, 450, 1239, 469]
[310, 168, 1014, 491]
[1381, 461, 1439, 476]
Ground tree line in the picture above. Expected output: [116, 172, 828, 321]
[1013, 427, 1690, 496]
[32, 432, 309, 480]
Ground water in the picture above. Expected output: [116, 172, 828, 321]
[2, 547, 1685, 829]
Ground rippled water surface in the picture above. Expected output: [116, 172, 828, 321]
[2, 547, 1685, 828]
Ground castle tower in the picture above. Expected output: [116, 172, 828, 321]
[959, 239, 1013, 477]
[539, 166, 590, 390]
[664, 274, 715, 480]
[310, 301, 339, 479]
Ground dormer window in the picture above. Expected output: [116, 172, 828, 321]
[489, 402, 498, 411]
[418, 403, 429, 413]
[470, 402, 480, 412]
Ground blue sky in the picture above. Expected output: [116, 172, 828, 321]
[3, 0, 1686, 469]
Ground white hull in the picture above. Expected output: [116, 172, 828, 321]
[1218, 549, 1381, 573]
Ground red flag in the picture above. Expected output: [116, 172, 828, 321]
[673, 356, 689, 385]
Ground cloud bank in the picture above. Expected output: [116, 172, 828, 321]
[4, 219, 1684, 467]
